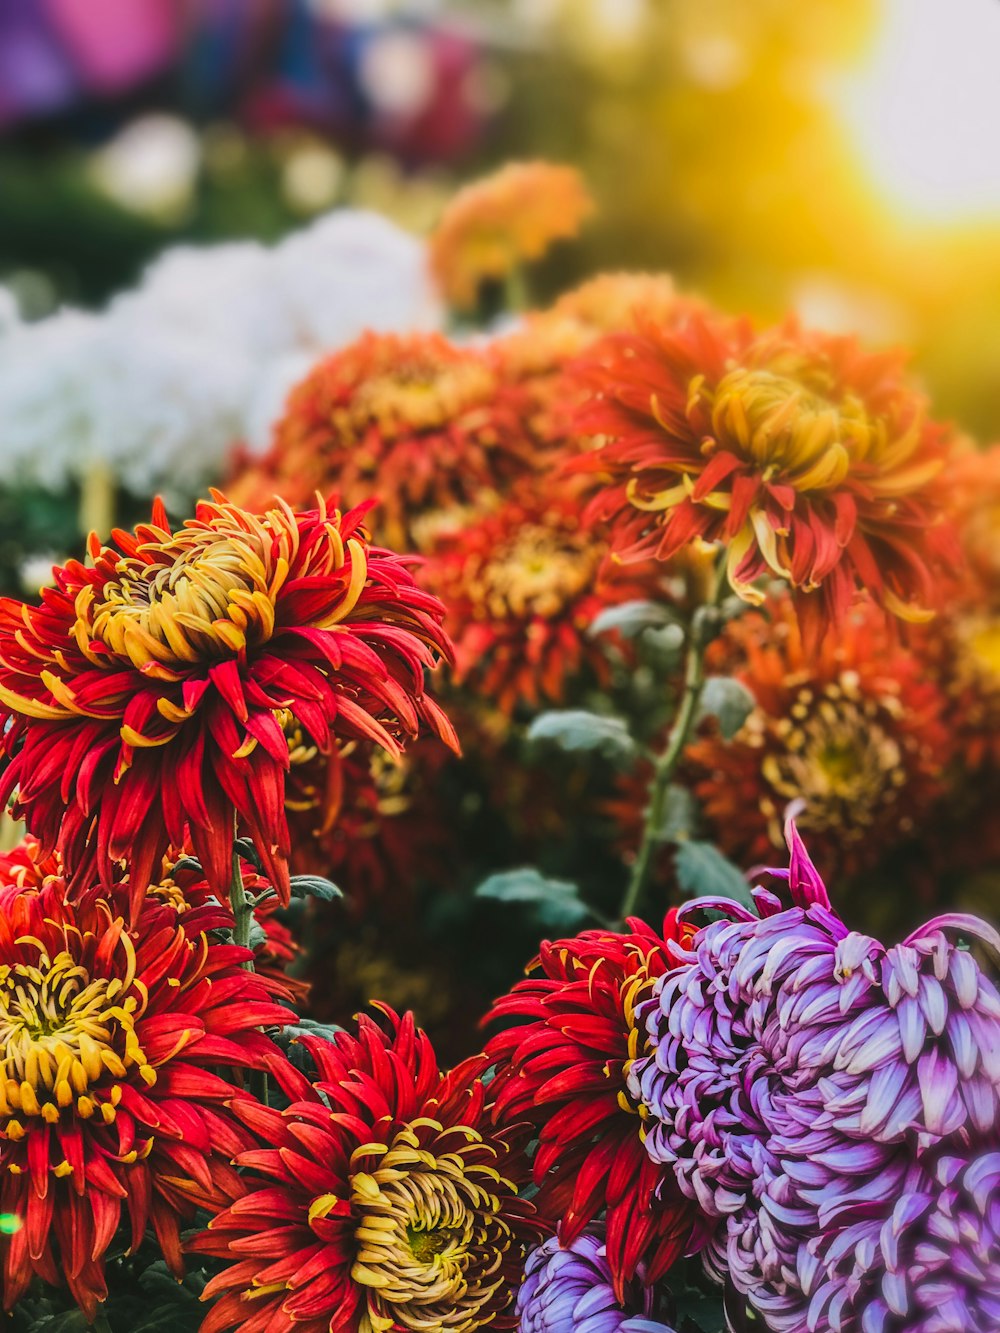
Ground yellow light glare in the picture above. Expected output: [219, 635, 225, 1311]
[834, 0, 1000, 222]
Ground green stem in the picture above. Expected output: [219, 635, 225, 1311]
[618, 565, 728, 924]
[229, 841, 255, 967]
[92, 1313, 112, 1333]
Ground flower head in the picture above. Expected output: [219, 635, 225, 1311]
[191, 1008, 540, 1332]
[430, 162, 594, 310]
[687, 596, 952, 879]
[576, 317, 955, 642]
[0, 494, 455, 914]
[232, 332, 535, 551]
[483, 913, 704, 1296]
[516, 1231, 677, 1333]
[0, 841, 300, 1316]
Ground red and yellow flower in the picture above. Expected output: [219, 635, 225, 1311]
[231, 332, 536, 552]
[686, 596, 953, 880]
[191, 1008, 540, 1333]
[575, 316, 955, 642]
[423, 486, 655, 714]
[0, 840, 302, 1317]
[0, 494, 456, 914]
[429, 161, 594, 310]
[481, 912, 704, 1296]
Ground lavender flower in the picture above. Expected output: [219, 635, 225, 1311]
[516, 1233, 676, 1333]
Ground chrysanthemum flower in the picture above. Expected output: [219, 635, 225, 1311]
[430, 162, 594, 311]
[0, 494, 456, 914]
[482, 913, 704, 1296]
[0, 845, 301, 1317]
[230, 331, 535, 551]
[575, 317, 955, 641]
[423, 487, 655, 714]
[686, 596, 952, 879]
[191, 1008, 540, 1333]
[516, 1231, 677, 1333]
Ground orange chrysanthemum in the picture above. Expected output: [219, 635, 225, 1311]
[575, 316, 956, 642]
[430, 161, 594, 310]
[191, 1009, 541, 1333]
[0, 838, 303, 1317]
[230, 332, 536, 551]
[0, 494, 456, 915]
[685, 597, 953, 881]
[422, 486, 652, 714]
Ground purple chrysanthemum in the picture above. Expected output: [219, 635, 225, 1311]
[629, 812, 1000, 1332]
[515, 1232, 676, 1333]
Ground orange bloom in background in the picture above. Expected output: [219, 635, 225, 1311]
[0, 494, 455, 916]
[685, 596, 953, 881]
[423, 484, 655, 714]
[575, 316, 956, 643]
[0, 841, 303, 1316]
[230, 332, 536, 552]
[940, 439, 1000, 600]
[429, 161, 594, 310]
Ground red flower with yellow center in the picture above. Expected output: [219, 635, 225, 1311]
[191, 1009, 540, 1333]
[0, 842, 302, 1317]
[575, 316, 954, 642]
[423, 488, 653, 714]
[481, 912, 703, 1297]
[0, 495, 455, 913]
[231, 332, 535, 552]
[429, 161, 594, 311]
[685, 597, 952, 880]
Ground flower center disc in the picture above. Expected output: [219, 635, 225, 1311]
[479, 526, 598, 619]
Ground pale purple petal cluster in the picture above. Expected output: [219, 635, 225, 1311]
[516, 1232, 676, 1333]
[629, 815, 1000, 1332]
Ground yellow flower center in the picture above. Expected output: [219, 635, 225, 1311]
[703, 367, 876, 491]
[335, 360, 496, 444]
[0, 933, 155, 1136]
[472, 525, 599, 621]
[962, 616, 1000, 691]
[756, 675, 906, 843]
[345, 1125, 517, 1333]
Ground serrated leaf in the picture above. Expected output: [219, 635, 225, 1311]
[289, 874, 343, 903]
[527, 710, 637, 765]
[474, 869, 593, 930]
[697, 676, 755, 740]
[589, 599, 679, 638]
[652, 785, 697, 842]
[248, 921, 270, 952]
[674, 841, 755, 909]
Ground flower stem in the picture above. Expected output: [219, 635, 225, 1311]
[618, 567, 727, 924]
[229, 840, 255, 968]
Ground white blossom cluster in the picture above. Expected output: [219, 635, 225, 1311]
[0, 211, 442, 505]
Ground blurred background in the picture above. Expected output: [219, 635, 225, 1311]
[3, 0, 1000, 433]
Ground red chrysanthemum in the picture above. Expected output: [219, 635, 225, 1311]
[422, 485, 655, 714]
[481, 912, 705, 1297]
[0, 840, 303, 1317]
[685, 595, 953, 881]
[574, 315, 956, 642]
[230, 331, 537, 552]
[0, 494, 456, 915]
[191, 1008, 540, 1333]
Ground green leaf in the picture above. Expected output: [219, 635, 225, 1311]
[652, 785, 697, 843]
[527, 710, 637, 765]
[642, 621, 686, 669]
[289, 875, 343, 903]
[474, 869, 593, 930]
[674, 841, 755, 909]
[589, 599, 679, 638]
[697, 676, 755, 740]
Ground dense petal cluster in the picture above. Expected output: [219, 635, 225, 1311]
[424, 487, 654, 713]
[0, 494, 455, 912]
[629, 820, 1000, 1330]
[231, 331, 536, 551]
[430, 162, 594, 310]
[686, 596, 952, 878]
[0, 842, 300, 1316]
[575, 317, 955, 641]
[483, 913, 703, 1295]
[516, 1231, 677, 1333]
[192, 1009, 540, 1333]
